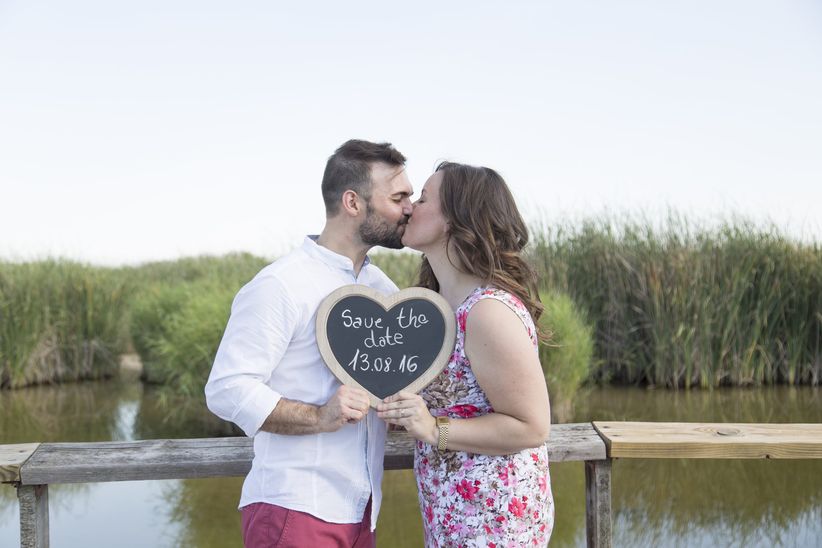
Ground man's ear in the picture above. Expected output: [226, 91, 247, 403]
[341, 190, 365, 217]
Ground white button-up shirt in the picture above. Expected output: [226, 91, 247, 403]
[205, 236, 398, 530]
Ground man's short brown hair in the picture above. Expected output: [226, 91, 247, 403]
[321, 140, 406, 216]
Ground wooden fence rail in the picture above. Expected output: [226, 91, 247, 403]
[4, 421, 822, 548]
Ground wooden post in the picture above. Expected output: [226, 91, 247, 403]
[585, 459, 612, 548]
[17, 484, 49, 548]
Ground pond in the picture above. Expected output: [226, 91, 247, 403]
[1, 380, 820, 547]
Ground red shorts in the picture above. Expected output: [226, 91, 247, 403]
[241, 498, 375, 548]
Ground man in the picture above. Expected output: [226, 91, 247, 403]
[205, 140, 413, 547]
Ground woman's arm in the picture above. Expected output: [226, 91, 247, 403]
[377, 298, 551, 455]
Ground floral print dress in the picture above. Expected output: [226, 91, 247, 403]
[415, 287, 554, 548]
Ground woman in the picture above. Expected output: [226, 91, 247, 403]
[376, 162, 554, 547]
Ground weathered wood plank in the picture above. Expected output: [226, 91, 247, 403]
[0, 443, 40, 483]
[585, 460, 612, 548]
[547, 423, 608, 462]
[384, 430, 415, 470]
[18, 423, 605, 485]
[386, 423, 606, 469]
[21, 438, 254, 485]
[18, 484, 48, 548]
[593, 422, 822, 459]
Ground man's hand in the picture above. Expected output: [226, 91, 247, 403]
[318, 385, 371, 432]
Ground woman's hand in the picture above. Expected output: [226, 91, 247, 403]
[376, 390, 438, 446]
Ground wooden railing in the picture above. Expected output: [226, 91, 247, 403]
[3, 422, 822, 548]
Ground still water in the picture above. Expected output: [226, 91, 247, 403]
[1, 381, 820, 547]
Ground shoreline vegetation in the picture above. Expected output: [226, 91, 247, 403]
[2, 218, 820, 409]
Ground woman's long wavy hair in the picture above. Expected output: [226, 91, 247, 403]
[417, 161, 547, 340]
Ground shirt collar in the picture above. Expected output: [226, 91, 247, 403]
[302, 235, 371, 272]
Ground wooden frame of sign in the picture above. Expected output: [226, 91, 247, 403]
[316, 285, 457, 408]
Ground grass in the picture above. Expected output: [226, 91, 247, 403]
[530, 215, 822, 388]
[125, 253, 268, 393]
[0, 260, 129, 388]
[539, 291, 596, 421]
[370, 249, 422, 289]
[2, 216, 820, 398]
[0, 254, 267, 392]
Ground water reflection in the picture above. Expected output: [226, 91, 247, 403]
[1, 382, 820, 547]
[0, 381, 132, 529]
[162, 477, 244, 548]
[611, 459, 822, 547]
[575, 386, 822, 548]
[133, 386, 238, 441]
[0, 380, 231, 547]
[0, 381, 132, 443]
[574, 385, 822, 423]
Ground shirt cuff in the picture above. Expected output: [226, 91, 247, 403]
[233, 383, 282, 437]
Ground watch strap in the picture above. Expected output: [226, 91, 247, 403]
[436, 416, 450, 451]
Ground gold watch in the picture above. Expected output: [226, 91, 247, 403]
[436, 416, 450, 451]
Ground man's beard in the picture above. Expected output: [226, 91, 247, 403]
[359, 204, 407, 250]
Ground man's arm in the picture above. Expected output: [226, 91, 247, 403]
[205, 275, 306, 436]
[260, 385, 370, 435]
[205, 274, 372, 437]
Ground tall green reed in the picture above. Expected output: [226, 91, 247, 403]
[8, 214, 817, 395]
[531, 215, 822, 387]
[370, 250, 422, 289]
[126, 253, 268, 397]
[0, 260, 129, 388]
[538, 291, 595, 420]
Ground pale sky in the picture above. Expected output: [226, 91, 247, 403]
[2, 1, 821, 265]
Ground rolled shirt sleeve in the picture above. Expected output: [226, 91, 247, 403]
[205, 274, 299, 436]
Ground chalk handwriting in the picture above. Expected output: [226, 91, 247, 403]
[395, 307, 429, 329]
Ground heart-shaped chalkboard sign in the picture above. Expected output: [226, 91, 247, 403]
[316, 285, 456, 407]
